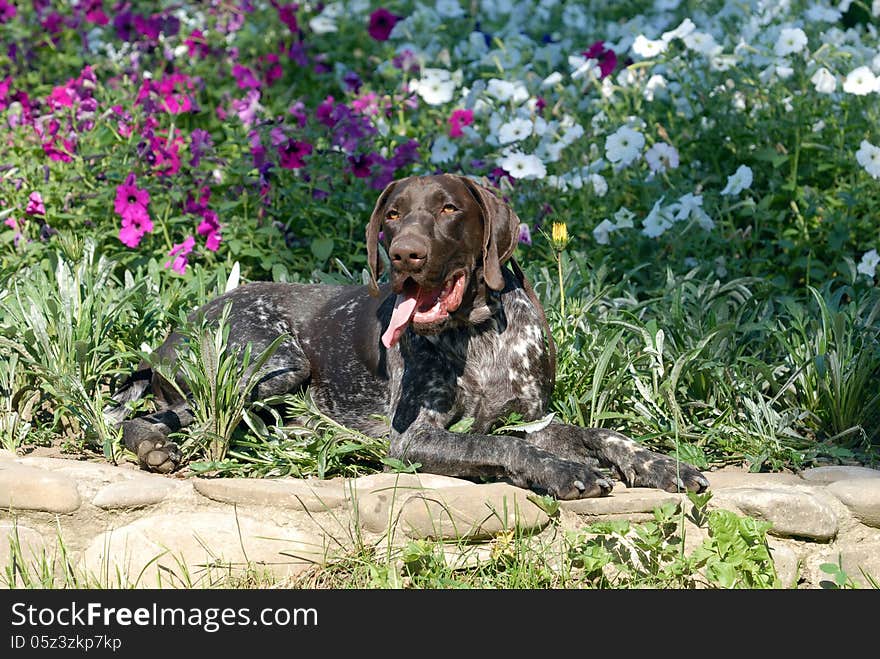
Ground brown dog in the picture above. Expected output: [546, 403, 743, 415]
[107, 174, 709, 499]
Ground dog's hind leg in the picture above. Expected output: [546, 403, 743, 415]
[120, 404, 190, 473]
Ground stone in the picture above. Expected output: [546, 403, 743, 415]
[711, 486, 838, 541]
[825, 479, 880, 528]
[0, 523, 46, 588]
[358, 482, 549, 540]
[560, 487, 684, 519]
[705, 469, 803, 490]
[766, 538, 800, 589]
[0, 462, 81, 513]
[0, 450, 17, 461]
[345, 472, 473, 501]
[810, 542, 880, 588]
[800, 465, 880, 485]
[194, 477, 346, 512]
[80, 512, 328, 588]
[92, 478, 182, 509]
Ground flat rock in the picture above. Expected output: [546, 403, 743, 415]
[711, 486, 838, 541]
[0, 450, 16, 461]
[766, 538, 800, 589]
[80, 512, 328, 587]
[705, 469, 803, 490]
[810, 542, 880, 588]
[345, 472, 473, 501]
[194, 477, 346, 512]
[358, 482, 549, 540]
[800, 466, 880, 485]
[560, 487, 684, 519]
[0, 523, 46, 588]
[825, 479, 880, 528]
[92, 477, 183, 509]
[0, 462, 81, 513]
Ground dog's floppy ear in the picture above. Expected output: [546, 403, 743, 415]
[365, 178, 406, 297]
[457, 175, 520, 291]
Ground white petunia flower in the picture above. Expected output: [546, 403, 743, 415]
[683, 31, 720, 56]
[842, 66, 879, 95]
[644, 74, 668, 101]
[641, 198, 673, 238]
[645, 142, 680, 173]
[309, 15, 338, 34]
[593, 219, 616, 245]
[430, 135, 458, 163]
[721, 164, 754, 196]
[605, 126, 645, 168]
[856, 140, 880, 179]
[411, 68, 457, 105]
[590, 173, 608, 196]
[435, 0, 466, 18]
[805, 3, 842, 22]
[632, 34, 666, 58]
[486, 78, 529, 104]
[857, 249, 880, 278]
[497, 150, 547, 179]
[662, 18, 695, 43]
[497, 117, 533, 144]
[542, 71, 563, 87]
[613, 207, 635, 229]
[775, 27, 808, 57]
[811, 67, 837, 94]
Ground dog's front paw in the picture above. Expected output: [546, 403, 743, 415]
[618, 452, 709, 493]
[535, 459, 615, 500]
[135, 438, 182, 474]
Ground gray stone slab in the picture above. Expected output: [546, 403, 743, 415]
[358, 482, 549, 540]
[194, 477, 346, 511]
[80, 512, 328, 587]
[92, 478, 183, 509]
[560, 487, 684, 517]
[800, 465, 880, 485]
[825, 478, 880, 528]
[711, 486, 838, 541]
[0, 462, 81, 513]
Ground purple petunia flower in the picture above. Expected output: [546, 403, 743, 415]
[368, 8, 401, 42]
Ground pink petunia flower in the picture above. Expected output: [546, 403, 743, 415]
[118, 209, 154, 248]
[164, 235, 196, 274]
[368, 8, 400, 42]
[114, 173, 150, 218]
[26, 192, 46, 216]
[448, 108, 474, 137]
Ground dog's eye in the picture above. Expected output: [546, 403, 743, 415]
[385, 209, 400, 221]
[441, 204, 457, 214]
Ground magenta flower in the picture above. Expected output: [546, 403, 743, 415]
[197, 209, 221, 252]
[368, 8, 400, 42]
[0, 0, 17, 23]
[278, 139, 313, 169]
[517, 223, 532, 246]
[232, 64, 261, 89]
[118, 211, 154, 248]
[448, 109, 474, 137]
[26, 192, 46, 216]
[115, 173, 153, 247]
[582, 41, 618, 79]
[232, 89, 262, 127]
[165, 235, 196, 274]
[276, 3, 299, 33]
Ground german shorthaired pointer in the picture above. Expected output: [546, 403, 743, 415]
[108, 174, 708, 499]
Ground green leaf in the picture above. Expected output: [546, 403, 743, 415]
[449, 417, 476, 433]
[310, 237, 334, 262]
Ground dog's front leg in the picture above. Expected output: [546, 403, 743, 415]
[389, 424, 614, 500]
[525, 422, 709, 493]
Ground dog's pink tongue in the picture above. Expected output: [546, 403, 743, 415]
[382, 294, 418, 349]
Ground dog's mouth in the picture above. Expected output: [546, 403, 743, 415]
[381, 270, 468, 348]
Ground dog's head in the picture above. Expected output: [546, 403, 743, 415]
[365, 174, 521, 348]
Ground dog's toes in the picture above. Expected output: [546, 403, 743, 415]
[136, 439, 181, 474]
[549, 464, 613, 500]
[621, 454, 709, 493]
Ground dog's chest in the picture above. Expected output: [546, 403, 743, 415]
[432, 317, 548, 426]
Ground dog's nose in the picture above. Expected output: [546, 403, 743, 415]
[389, 235, 428, 271]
